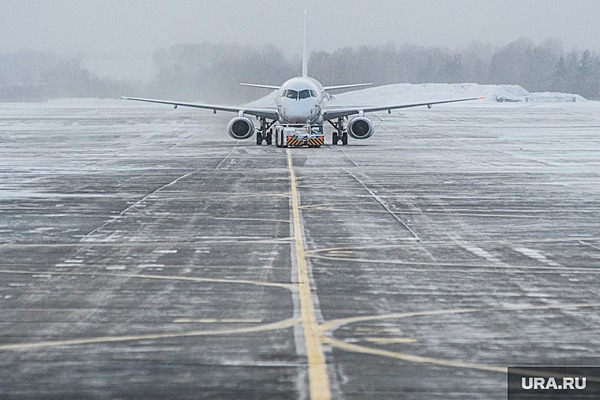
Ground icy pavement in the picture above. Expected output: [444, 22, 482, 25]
[1, 98, 600, 399]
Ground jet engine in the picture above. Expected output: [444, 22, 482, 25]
[227, 116, 255, 140]
[347, 116, 374, 139]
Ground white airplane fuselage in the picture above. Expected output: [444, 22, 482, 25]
[276, 77, 324, 125]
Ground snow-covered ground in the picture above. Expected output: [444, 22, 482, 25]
[1, 85, 600, 399]
[331, 83, 586, 104]
[247, 82, 587, 108]
[0, 83, 589, 111]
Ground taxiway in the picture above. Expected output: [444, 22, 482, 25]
[1, 100, 599, 399]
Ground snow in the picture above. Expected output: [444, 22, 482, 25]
[0, 98, 135, 109]
[0, 83, 587, 110]
[332, 83, 526, 105]
[246, 82, 586, 108]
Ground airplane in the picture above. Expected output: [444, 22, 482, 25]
[122, 11, 481, 147]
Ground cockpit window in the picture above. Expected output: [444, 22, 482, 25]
[282, 88, 316, 100]
[286, 89, 298, 99]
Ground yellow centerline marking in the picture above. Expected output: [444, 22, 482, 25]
[320, 303, 600, 374]
[323, 337, 600, 383]
[320, 303, 600, 334]
[173, 318, 263, 324]
[0, 269, 299, 351]
[319, 308, 478, 333]
[287, 150, 331, 400]
[0, 318, 301, 351]
[365, 338, 417, 344]
[322, 337, 507, 373]
[0, 270, 297, 292]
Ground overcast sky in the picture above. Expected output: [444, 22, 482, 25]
[2, 0, 600, 57]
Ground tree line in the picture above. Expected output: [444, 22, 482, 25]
[308, 38, 600, 99]
[0, 51, 132, 101]
[1, 38, 599, 102]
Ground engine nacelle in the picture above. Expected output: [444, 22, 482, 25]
[227, 116, 255, 140]
[347, 116, 374, 139]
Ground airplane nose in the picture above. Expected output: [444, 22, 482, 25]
[281, 97, 319, 124]
[285, 106, 308, 123]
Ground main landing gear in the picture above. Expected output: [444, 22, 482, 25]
[332, 131, 348, 145]
[256, 130, 273, 145]
[329, 117, 348, 145]
[256, 117, 275, 145]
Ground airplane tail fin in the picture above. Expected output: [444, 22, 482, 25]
[302, 9, 308, 78]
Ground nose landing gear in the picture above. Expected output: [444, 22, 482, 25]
[256, 117, 275, 145]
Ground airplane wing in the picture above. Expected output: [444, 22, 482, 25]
[323, 83, 373, 91]
[239, 83, 281, 90]
[322, 97, 483, 120]
[120, 97, 279, 120]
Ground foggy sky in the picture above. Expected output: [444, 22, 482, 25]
[2, 0, 599, 57]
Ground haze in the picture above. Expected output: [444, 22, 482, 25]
[2, 0, 599, 56]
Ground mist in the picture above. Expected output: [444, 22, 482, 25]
[1, 1, 600, 101]
[2, 38, 599, 102]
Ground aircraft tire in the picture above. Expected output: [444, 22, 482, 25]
[342, 132, 348, 145]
